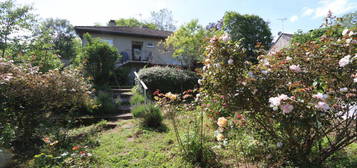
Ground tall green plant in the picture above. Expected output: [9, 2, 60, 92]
[82, 33, 120, 86]
[162, 20, 208, 68]
[0, 0, 35, 58]
[222, 11, 272, 62]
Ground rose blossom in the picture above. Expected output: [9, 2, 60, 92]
[228, 58, 234, 65]
[342, 29, 349, 36]
[315, 101, 330, 111]
[217, 117, 228, 128]
[269, 94, 289, 107]
[339, 87, 348, 92]
[349, 31, 354, 37]
[339, 55, 351, 67]
[220, 33, 231, 42]
[280, 104, 294, 114]
[289, 64, 302, 72]
[216, 133, 225, 141]
[312, 93, 328, 100]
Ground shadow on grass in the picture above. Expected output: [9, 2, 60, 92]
[140, 123, 169, 133]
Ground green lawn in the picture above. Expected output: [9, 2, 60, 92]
[91, 119, 194, 168]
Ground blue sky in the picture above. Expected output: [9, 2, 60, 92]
[17, 0, 357, 39]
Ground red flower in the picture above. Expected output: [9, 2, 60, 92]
[72, 145, 80, 151]
[153, 89, 161, 96]
[236, 114, 243, 120]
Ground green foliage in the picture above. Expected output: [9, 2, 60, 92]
[138, 66, 198, 94]
[95, 90, 119, 114]
[291, 26, 343, 44]
[222, 11, 272, 62]
[26, 30, 64, 72]
[200, 25, 356, 166]
[130, 93, 146, 106]
[36, 18, 77, 60]
[110, 66, 131, 86]
[82, 33, 120, 86]
[163, 20, 208, 68]
[131, 104, 147, 118]
[114, 18, 158, 30]
[336, 11, 356, 28]
[140, 104, 163, 128]
[0, 58, 95, 153]
[28, 121, 107, 168]
[0, 0, 35, 58]
[179, 120, 217, 167]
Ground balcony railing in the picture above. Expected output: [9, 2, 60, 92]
[118, 50, 153, 66]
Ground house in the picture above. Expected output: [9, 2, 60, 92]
[75, 21, 182, 85]
[268, 32, 293, 54]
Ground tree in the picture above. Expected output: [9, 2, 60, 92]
[163, 20, 208, 69]
[0, 0, 34, 58]
[113, 18, 158, 30]
[26, 29, 63, 72]
[82, 33, 120, 86]
[35, 18, 77, 60]
[222, 11, 272, 62]
[336, 11, 356, 28]
[150, 8, 176, 31]
[292, 13, 346, 44]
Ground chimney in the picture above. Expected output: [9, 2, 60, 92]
[108, 20, 116, 27]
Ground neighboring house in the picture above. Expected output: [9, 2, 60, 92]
[268, 32, 293, 54]
[75, 22, 182, 85]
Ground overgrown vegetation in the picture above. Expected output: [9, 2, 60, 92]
[0, 58, 96, 159]
[200, 24, 356, 167]
[82, 33, 121, 87]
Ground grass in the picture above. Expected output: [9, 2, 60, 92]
[92, 119, 193, 168]
[18, 106, 357, 168]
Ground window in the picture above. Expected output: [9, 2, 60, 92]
[100, 38, 113, 46]
[146, 42, 155, 48]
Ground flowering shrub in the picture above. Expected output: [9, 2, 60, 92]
[0, 58, 96, 152]
[200, 26, 356, 166]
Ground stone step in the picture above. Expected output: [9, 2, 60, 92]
[120, 92, 133, 96]
[110, 85, 132, 89]
[112, 88, 132, 93]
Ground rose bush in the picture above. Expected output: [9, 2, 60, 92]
[200, 25, 356, 167]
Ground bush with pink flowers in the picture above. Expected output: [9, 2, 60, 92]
[0, 58, 96, 154]
[200, 25, 356, 167]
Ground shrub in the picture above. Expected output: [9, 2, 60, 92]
[137, 66, 198, 94]
[141, 104, 163, 128]
[131, 104, 147, 118]
[82, 33, 120, 86]
[181, 133, 217, 167]
[200, 25, 356, 167]
[130, 86, 146, 106]
[0, 58, 95, 153]
[95, 90, 119, 114]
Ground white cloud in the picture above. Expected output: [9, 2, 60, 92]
[290, 15, 298, 22]
[302, 8, 314, 16]
[305, 0, 357, 18]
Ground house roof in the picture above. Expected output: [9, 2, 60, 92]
[268, 33, 293, 54]
[74, 26, 172, 39]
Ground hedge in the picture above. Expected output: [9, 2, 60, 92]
[137, 66, 198, 94]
